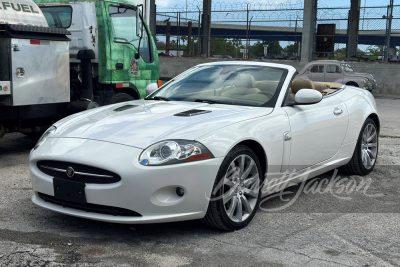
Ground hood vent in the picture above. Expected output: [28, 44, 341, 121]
[114, 104, 138, 112]
[174, 109, 212, 117]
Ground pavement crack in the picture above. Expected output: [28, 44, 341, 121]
[256, 244, 353, 266]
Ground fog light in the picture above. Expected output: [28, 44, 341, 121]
[176, 187, 185, 197]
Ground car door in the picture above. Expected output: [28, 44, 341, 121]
[325, 64, 343, 83]
[282, 95, 348, 172]
[308, 65, 325, 82]
[108, 3, 158, 98]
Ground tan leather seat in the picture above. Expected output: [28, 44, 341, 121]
[255, 81, 279, 94]
[314, 82, 342, 92]
[221, 74, 260, 98]
[291, 79, 315, 95]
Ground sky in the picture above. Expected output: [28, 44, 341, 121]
[155, 0, 392, 10]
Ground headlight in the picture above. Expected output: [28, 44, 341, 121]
[363, 78, 368, 84]
[34, 126, 57, 150]
[139, 140, 214, 166]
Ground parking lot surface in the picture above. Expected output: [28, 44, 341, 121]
[0, 97, 399, 267]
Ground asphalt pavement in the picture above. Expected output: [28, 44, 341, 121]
[0, 97, 399, 267]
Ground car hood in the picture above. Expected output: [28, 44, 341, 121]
[53, 100, 272, 149]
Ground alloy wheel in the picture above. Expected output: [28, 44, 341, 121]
[222, 155, 260, 223]
[361, 123, 378, 169]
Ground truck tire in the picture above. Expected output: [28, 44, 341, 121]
[110, 93, 134, 104]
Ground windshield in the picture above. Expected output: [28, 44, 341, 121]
[340, 63, 355, 73]
[40, 6, 72, 28]
[148, 65, 288, 107]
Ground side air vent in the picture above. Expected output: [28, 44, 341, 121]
[174, 109, 212, 117]
[114, 105, 138, 112]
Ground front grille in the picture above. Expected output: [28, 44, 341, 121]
[37, 160, 121, 184]
[38, 193, 142, 217]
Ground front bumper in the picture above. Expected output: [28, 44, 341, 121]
[30, 138, 223, 224]
[365, 80, 377, 91]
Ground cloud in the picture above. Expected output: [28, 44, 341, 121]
[156, 0, 177, 8]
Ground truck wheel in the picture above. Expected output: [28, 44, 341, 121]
[110, 93, 134, 104]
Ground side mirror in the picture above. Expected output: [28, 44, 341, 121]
[146, 83, 158, 95]
[295, 89, 323, 105]
[136, 8, 141, 38]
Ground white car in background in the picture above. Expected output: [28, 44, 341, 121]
[296, 60, 377, 91]
[30, 62, 380, 231]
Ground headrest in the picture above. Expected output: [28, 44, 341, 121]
[291, 79, 315, 94]
[234, 74, 256, 88]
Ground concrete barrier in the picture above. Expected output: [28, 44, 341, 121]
[159, 57, 399, 95]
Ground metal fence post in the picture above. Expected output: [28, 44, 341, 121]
[347, 10, 351, 61]
[197, 6, 201, 57]
[246, 4, 249, 59]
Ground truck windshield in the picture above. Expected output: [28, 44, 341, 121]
[40, 6, 72, 28]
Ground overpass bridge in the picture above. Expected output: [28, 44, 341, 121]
[156, 21, 400, 46]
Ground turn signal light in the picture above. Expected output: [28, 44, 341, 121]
[185, 153, 212, 162]
[157, 80, 162, 87]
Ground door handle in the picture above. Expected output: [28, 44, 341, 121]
[333, 107, 343, 115]
[16, 67, 25, 78]
[284, 132, 291, 141]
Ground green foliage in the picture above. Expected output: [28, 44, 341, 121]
[249, 41, 282, 58]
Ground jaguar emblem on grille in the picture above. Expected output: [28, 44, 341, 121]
[66, 166, 75, 178]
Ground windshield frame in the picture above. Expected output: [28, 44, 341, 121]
[340, 63, 355, 73]
[147, 64, 289, 108]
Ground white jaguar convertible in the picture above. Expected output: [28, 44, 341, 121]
[30, 62, 380, 230]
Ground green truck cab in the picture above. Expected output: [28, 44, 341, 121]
[35, 0, 159, 103]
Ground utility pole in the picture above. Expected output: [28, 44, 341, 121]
[166, 21, 171, 56]
[188, 21, 192, 56]
[201, 0, 211, 57]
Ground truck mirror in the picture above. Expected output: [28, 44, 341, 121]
[136, 8, 141, 38]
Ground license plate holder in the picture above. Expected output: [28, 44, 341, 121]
[53, 178, 87, 204]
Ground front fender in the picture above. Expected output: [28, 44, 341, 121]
[197, 108, 291, 177]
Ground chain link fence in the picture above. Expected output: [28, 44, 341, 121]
[156, 1, 399, 62]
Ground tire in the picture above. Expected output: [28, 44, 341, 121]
[110, 93, 135, 104]
[340, 118, 379, 176]
[202, 145, 263, 231]
[346, 82, 359, 87]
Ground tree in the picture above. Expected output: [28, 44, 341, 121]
[283, 42, 300, 58]
[249, 41, 282, 58]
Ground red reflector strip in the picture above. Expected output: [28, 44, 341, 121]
[30, 40, 40, 45]
[116, 83, 129, 88]
[186, 153, 212, 162]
